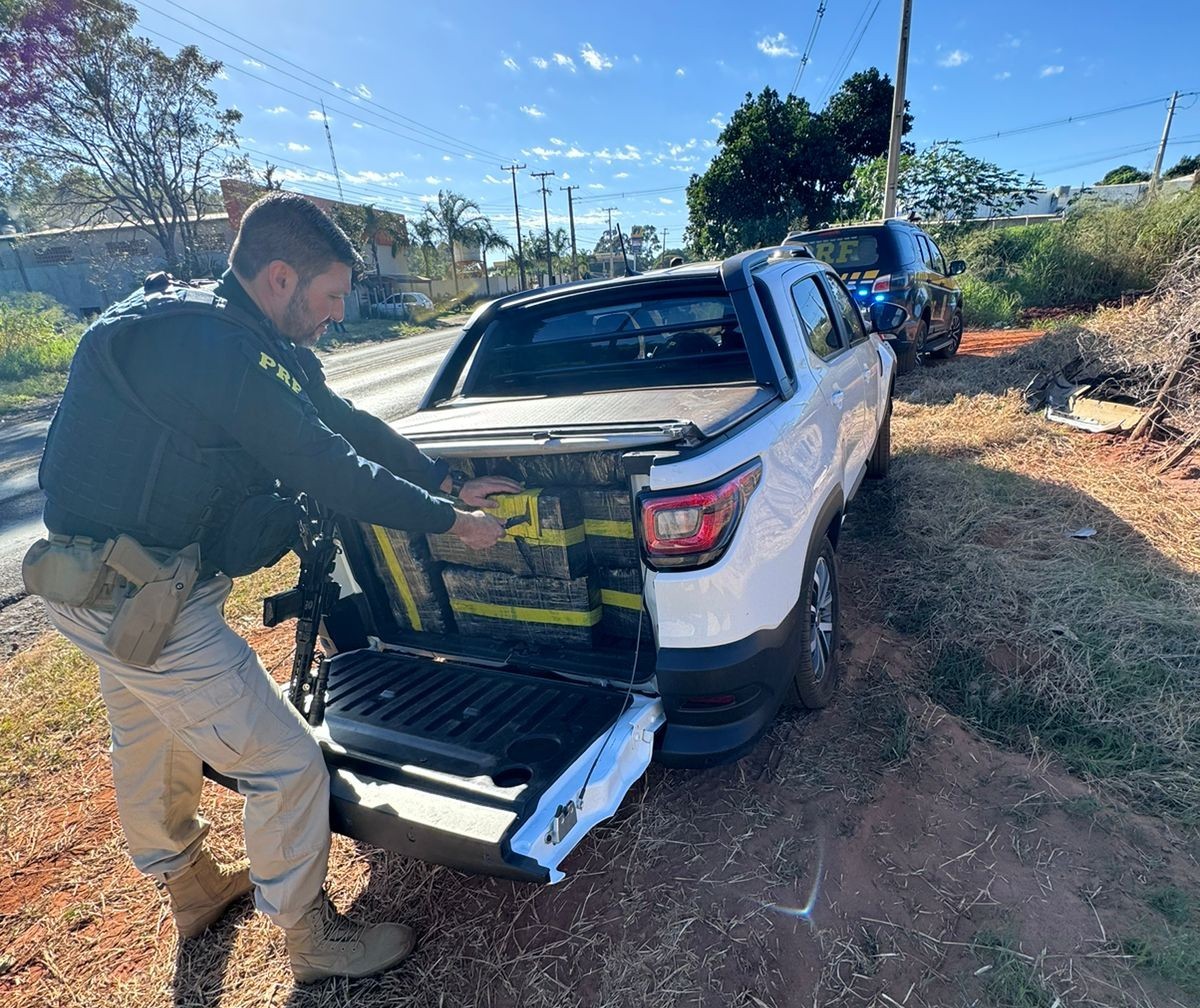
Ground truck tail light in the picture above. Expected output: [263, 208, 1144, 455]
[638, 459, 762, 570]
[872, 272, 912, 293]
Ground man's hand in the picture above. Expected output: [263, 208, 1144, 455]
[457, 476, 524, 510]
[450, 509, 506, 549]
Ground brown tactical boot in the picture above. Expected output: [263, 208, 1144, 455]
[284, 893, 417, 983]
[162, 848, 253, 939]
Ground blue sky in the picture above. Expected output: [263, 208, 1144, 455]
[129, 0, 1199, 250]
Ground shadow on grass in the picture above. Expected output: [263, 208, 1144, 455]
[842, 448, 1200, 823]
[171, 899, 257, 1007]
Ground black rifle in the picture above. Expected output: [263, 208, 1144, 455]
[265, 496, 341, 723]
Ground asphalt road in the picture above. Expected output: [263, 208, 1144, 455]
[0, 325, 461, 643]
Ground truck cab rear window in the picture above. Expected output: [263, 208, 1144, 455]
[465, 293, 754, 395]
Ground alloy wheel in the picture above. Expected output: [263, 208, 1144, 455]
[809, 556, 835, 684]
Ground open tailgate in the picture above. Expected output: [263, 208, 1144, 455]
[314, 648, 663, 883]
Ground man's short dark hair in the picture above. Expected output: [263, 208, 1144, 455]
[230, 192, 362, 284]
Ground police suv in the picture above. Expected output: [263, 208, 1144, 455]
[280, 247, 899, 882]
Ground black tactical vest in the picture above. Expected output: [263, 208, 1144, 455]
[40, 275, 301, 577]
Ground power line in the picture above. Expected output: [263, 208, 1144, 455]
[575, 184, 687, 203]
[130, 0, 511, 164]
[789, 1, 827, 96]
[959, 92, 1199, 145]
[818, 0, 881, 106]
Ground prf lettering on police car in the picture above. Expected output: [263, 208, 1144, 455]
[258, 352, 302, 394]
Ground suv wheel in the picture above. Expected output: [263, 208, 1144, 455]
[866, 400, 891, 480]
[896, 319, 927, 375]
[787, 535, 840, 709]
[932, 311, 963, 359]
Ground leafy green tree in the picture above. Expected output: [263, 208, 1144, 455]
[1164, 154, 1200, 180]
[424, 190, 487, 294]
[1098, 165, 1151, 185]
[686, 88, 852, 257]
[849, 141, 1039, 226]
[463, 221, 511, 294]
[821, 68, 911, 165]
[409, 217, 444, 278]
[0, 0, 247, 274]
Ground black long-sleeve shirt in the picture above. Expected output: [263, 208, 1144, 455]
[51, 272, 456, 538]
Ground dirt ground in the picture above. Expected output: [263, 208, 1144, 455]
[1, 326, 1196, 1006]
[959, 328, 1048, 358]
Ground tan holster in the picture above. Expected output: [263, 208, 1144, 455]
[23, 534, 201, 667]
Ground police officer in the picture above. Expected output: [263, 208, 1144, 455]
[28, 193, 517, 983]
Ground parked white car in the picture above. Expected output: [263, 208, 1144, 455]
[261, 246, 899, 882]
[371, 291, 434, 320]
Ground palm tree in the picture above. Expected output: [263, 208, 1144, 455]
[424, 189, 486, 295]
[464, 221, 512, 295]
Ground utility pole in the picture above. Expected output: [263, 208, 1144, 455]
[561, 185, 579, 279]
[660, 228, 669, 267]
[1150, 90, 1180, 193]
[602, 207, 618, 277]
[882, 0, 913, 220]
[501, 163, 527, 289]
[531, 170, 556, 286]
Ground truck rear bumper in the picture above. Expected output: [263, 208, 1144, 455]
[653, 591, 804, 767]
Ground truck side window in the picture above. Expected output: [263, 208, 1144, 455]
[824, 276, 870, 346]
[791, 276, 843, 359]
[928, 236, 948, 275]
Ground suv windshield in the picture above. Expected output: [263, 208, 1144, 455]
[464, 284, 753, 396]
[796, 228, 903, 273]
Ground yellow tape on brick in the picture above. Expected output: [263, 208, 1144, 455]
[450, 598, 602, 627]
[584, 518, 635, 540]
[600, 589, 642, 611]
[369, 525, 422, 631]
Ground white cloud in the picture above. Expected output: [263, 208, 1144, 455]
[675, 67, 686, 77]
[1040, 64, 1065, 77]
[669, 164, 694, 172]
[561, 171, 570, 180]
[709, 115, 724, 128]
[580, 43, 613, 71]
[994, 70, 1012, 80]
[549, 137, 565, 146]
[521, 104, 546, 118]
[356, 83, 372, 99]
[938, 49, 970, 67]
[442, 155, 452, 162]
[632, 54, 641, 64]
[243, 58, 265, 69]
[553, 52, 576, 72]
[587, 183, 605, 189]
[614, 171, 630, 179]
[483, 174, 507, 184]
[563, 146, 588, 158]
[659, 197, 674, 205]
[216, 69, 230, 80]
[345, 170, 406, 184]
[425, 175, 444, 185]
[701, 138, 716, 149]
[286, 142, 310, 152]
[308, 109, 324, 121]
[531, 56, 549, 69]
[264, 105, 288, 115]
[931, 83, 944, 92]
[530, 146, 558, 157]
[593, 147, 641, 162]
[503, 56, 520, 71]
[352, 121, 365, 129]
[757, 33, 798, 58]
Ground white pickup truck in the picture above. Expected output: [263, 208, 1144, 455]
[275, 246, 899, 883]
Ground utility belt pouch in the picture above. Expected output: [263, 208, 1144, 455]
[21, 535, 112, 606]
[102, 536, 201, 667]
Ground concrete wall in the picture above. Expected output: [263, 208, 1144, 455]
[0, 216, 232, 315]
[429, 275, 522, 300]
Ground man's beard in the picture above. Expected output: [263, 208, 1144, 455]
[280, 285, 326, 347]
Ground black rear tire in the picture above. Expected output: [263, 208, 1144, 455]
[931, 312, 963, 359]
[866, 401, 891, 480]
[787, 536, 841, 709]
[896, 319, 927, 374]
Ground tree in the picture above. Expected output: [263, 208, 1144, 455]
[849, 141, 1040, 226]
[1098, 165, 1150, 185]
[463, 221, 511, 294]
[1165, 154, 1200, 180]
[687, 86, 880, 257]
[0, 0, 248, 274]
[821, 68, 911, 165]
[423, 190, 486, 294]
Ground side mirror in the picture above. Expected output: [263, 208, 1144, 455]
[869, 302, 910, 335]
[949, 259, 967, 276]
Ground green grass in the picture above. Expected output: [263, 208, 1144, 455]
[0, 294, 82, 381]
[960, 274, 1021, 328]
[970, 931, 1057, 1008]
[1121, 930, 1200, 999]
[1146, 886, 1195, 926]
[0, 370, 70, 414]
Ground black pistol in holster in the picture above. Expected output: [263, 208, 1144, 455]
[102, 535, 201, 667]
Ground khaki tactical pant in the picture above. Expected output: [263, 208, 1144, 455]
[43, 575, 330, 928]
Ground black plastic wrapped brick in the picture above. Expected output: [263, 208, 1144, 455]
[427, 487, 589, 581]
[361, 524, 455, 634]
[595, 566, 652, 644]
[581, 487, 639, 568]
[441, 565, 602, 649]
